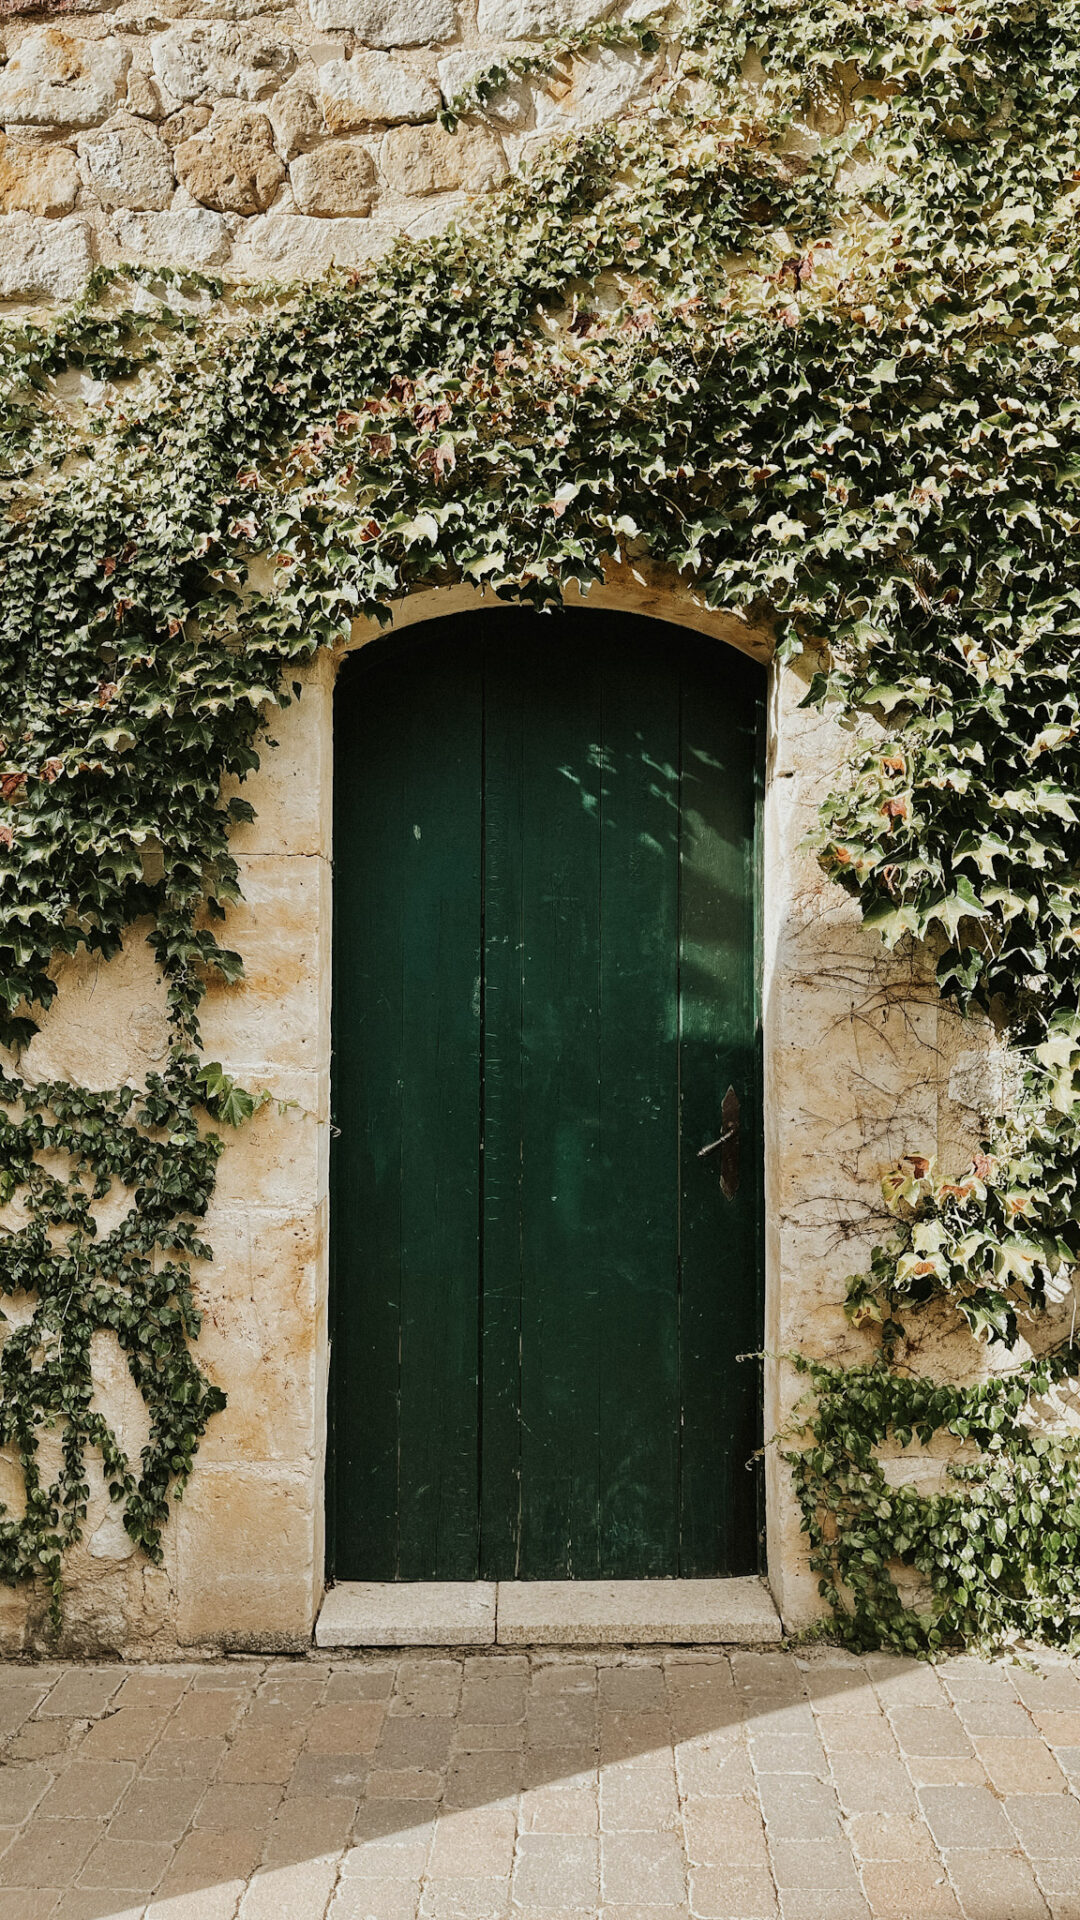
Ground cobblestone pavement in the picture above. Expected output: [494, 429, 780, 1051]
[2, 1647, 1080, 1919]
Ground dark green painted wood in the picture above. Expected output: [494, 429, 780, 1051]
[329, 610, 764, 1583]
[677, 640, 764, 1575]
[330, 634, 484, 1580]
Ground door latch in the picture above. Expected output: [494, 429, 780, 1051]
[697, 1086, 740, 1200]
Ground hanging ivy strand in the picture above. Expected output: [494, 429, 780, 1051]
[3, 0, 1080, 1642]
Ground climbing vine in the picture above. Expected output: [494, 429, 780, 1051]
[2, 0, 1080, 1644]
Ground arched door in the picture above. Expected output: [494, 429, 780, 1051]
[328, 609, 764, 1581]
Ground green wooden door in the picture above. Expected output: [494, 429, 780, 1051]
[329, 610, 764, 1581]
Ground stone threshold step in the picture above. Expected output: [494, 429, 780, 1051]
[315, 1577, 781, 1649]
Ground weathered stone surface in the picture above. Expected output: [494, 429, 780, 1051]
[269, 81, 323, 157]
[437, 50, 530, 127]
[0, 211, 92, 299]
[151, 24, 296, 106]
[532, 44, 662, 131]
[380, 120, 506, 194]
[0, 133, 78, 213]
[175, 1464, 318, 1647]
[0, 29, 130, 129]
[316, 1581, 497, 1647]
[175, 109, 285, 213]
[161, 103, 212, 147]
[231, 209, 387, 276]
[477, 0, 614, 35]
[307, 0, 455, 44]
[290, 139, 374, 215]
[78, 121, 175, 210]
[124, 65, 166, 121]
[319, 50, 440, 130]
[110, 206, 231, 268]
[498, 1578, 782, 1646]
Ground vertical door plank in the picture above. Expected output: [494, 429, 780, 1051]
[677, 641, 764, 1576]
[330, 629, 483, 1580]
[595, 628, 681, 1576]
[482, 620, 605, 1577]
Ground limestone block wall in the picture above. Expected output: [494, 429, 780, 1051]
[0, 0, 665, 300]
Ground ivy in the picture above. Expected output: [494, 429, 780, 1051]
[2, 0, 1080, 1644]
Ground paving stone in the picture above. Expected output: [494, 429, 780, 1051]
[0, 1895, 61, 1920]
[76, 1835, 175, 1890]
[307, 1703, 387, 1755]
[52, 1894, 145, 1920]
[904, 1754, 988, 1786]
[0, 1764, 51, 1824]
[237, 1854, 341, 1918]
[519, 1782, 597, 1832]
[145, 1736, 229, 1779]
[81, 1707, 175, 1762]
[675, 1732, 756, 1796]
[222, 1730, 306, 1783]
[0, 1817, 100, 1888]
[751, 1733, 829, 1774]
[682, 1791, 768, 1867]
[945, 1848, 1051, 1919]
[452, 1720, 524, 1751]
[353, 1800, 438, 1844]
[168, 1689, 248, 1740]
[330, 1880, 422, 1920]
[1006, 1792, 1080, 1856]
[598, 1664, 666, 1712]
[975, 1735, 1067, 1793]
[156, 1827, 263, 1897]
[288, 1752, 371, 1798]
[6, 1717, 78, 1760]
[443, 1749, 521, 1805]
[1034, 1714, 1080, 1748]
[888, 1710, 973, 1757]
[779, 1895, 870, 1920]
[388, 1660, 462, 1718]
[39, 1671, 124, 1720]
[262, 1792, 354, 1865]
[601, 1830, 686, 1905]
[845, 1811, 939, 1863]
[367, 1767, 444, 1801]
[514, 1831, 599, 1906]
[38, 1759, 133, 1820]
[327, 1666, 397, 1702]
[689, 1866, 778, 1917]
[828, 1753, 918, 1816]
[343, 1831, 431, 1877]
[917, 1783, 1016, 1849]
[195, 1781, 283, 1827]
[418, 1877, 510, 1919]
[109, 1774, 204, 1843]
[768, 1839, 864, 1891]
[857, 1861, 962, 1918]
[599, 1749, 678, 1829]
[373, 1717, 454, 1770]
[948, 1696, 1039, 1737]
[814, 1711, 897, 1755]
[758, 1772, 843, 1842]
[1014, 1669, 1080, 1713]
[429, 1805, 516, 1876]
[599, 1710, 668, 1763]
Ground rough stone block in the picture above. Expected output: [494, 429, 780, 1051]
[0, 134, 78, 214]
[320, 51, 440, 129]
[175, 109, 285, 214]
[290, 139, 375, 215]
[0, 212, 92, 301]
[78, 122, 175, 210]
[477, 0, 614, 35]
[231, 210, 389, 277]
[198, 852, 329, 1074]
[176, 1466, 318, 1648]
[109, 207, 231, 269]
[316, 1582, 497, 1647]
[151, 25, 297, 106]
[380, 121, 506, 195]
[0, 30, 130, 128]
[307, 0, 455, 45]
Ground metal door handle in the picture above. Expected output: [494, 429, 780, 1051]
[698, 1087, 740, 1200]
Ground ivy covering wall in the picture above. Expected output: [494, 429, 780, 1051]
[2, 0, 1080, 1646]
